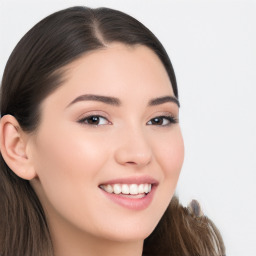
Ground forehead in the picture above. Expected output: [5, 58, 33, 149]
[42, 43, 174, 109]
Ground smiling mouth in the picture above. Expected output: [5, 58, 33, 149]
[99, 183, 152, 198]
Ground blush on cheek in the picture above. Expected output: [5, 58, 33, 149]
[162, 134, 184, 172]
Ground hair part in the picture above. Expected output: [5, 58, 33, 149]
[0, 6, 225, 255]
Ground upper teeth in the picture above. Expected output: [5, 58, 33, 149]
[100, 184, 152, 195]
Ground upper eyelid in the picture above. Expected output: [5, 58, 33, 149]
[147, 111, 178, 121]
[77, 110, 111, 120]
[77, 108, 178, 118]
[75, 105, 178, 117]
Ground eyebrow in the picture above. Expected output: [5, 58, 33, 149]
[66, 94, 121, 108]
[148, 96, 180, 107]
[66, 94, 180, 108]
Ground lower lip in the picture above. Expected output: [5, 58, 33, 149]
[100, 185, 156, 210]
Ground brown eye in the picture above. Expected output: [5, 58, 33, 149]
[150, 117, 164, 125]
[78, 115, 109, 126]
[147, 116, 177, 126]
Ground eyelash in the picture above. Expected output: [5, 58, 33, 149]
[77, 115, 178, 127]
[147, 115, 178, 126]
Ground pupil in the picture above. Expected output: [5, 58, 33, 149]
[89, 116, 99, 124]
[153, 117, 163, 125]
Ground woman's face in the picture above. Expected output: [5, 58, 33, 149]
[29, 43, 184, 242]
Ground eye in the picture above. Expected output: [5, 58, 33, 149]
[147, 116, 178, 126]
[78, 115, 110, 126]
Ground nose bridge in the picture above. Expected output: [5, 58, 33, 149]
[114, 122, 152, 167]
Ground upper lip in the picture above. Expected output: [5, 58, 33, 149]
[99, 175, 159, 186]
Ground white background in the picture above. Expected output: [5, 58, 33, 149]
[0, 0, 255, 255]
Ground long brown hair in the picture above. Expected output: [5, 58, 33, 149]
[0, 6, 225, 255]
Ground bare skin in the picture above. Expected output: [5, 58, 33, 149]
[0, 43, 184, 255]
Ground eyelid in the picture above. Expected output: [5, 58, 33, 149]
[77, 110, 111, 120]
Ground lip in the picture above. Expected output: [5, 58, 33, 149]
[99, 175, 158, 210]
[99, 175, 159, 185]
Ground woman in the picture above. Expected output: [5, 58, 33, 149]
[0, 6, 225, 256]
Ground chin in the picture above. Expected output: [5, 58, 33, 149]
[94, 217, 160, 243]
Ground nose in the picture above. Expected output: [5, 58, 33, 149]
[114, 127, 152, 168]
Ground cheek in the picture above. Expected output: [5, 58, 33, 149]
[156, 127, 184, 178]
[34, 123, 109, 178]
[153, 127, 184, 208]
[31, 124, 110, 215]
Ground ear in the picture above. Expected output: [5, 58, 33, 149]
[0, 114, 37, 180]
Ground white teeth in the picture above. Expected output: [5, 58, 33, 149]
[144, 184, 149, 193]
[105, 184, 113, 193]
[138, 184, 144, 194]
[121, 184, 129, 194]
[130, 184, 138, 195]
[113, 184, 122, 194]
[100, 183, 152, 195]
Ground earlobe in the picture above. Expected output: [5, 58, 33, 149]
[0, 114, 37, 180]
